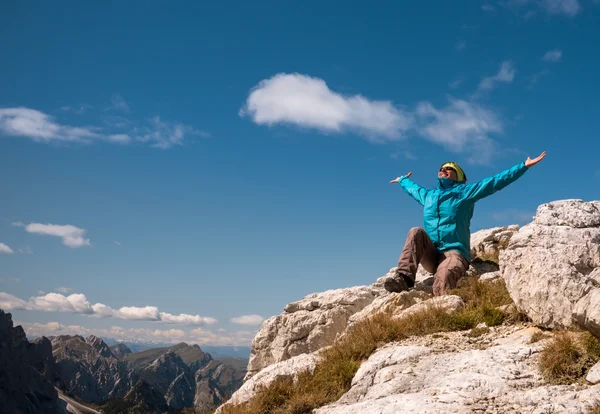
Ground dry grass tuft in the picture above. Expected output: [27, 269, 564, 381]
[587, 401, 600, 414]
[221, 277, 518, 414]
[539, 331, 600, 385]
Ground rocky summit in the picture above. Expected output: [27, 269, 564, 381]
[217, 199, 600, 414]
[0, 310, 65, 414]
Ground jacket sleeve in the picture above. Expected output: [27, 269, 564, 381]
[462, 162, 528, 202]
[398, 176, 430, 206]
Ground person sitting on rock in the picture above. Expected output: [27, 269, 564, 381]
[384, 151, 546, 296]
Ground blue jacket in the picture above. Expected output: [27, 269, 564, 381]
[398, 162, 528, 261]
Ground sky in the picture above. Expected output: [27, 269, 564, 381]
[1, 0, 599, 347]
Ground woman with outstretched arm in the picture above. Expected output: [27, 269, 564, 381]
[384, 152, 546, 296]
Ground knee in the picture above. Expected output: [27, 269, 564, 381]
[408, 227, 425, 237]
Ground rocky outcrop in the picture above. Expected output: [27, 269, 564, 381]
[0, 310, 65, 414]
[109, 343, 132, 359]
[246, 286, 379, 379]
[216, 353, 319, 413]
[51, 335, 135, 403]
[470, 225, 520, 264]
[314, 328, 600, 414]
[501, 200, 600, 334]
[216, 198, 600, 413]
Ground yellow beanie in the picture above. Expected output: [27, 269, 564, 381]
[441, 162, 467, 183]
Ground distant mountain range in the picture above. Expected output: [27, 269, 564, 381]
[0, 310, 247, 413]
[102, 337, 251, 359]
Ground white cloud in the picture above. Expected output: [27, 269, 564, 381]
[416, 99, 502, 164]
[22, 223, 91, 248]
[117, 306, 160, 321]
[59, 104, 92, 115]
[0, 292, 30, 310]
[0, 107, 99, 143]
[0, 291, 217, 325]
[543, 49, 562, 62]
[152, 328, 186, 340]
[540, 0, 580, 16]
[478, 61, 516, 92]
[134, 116, 207, 149]
[507, 0, 581, 17]
[91, 303, 116, 318]
[231, 314, 264, 326]
[56, 287, 72, 294]
[114, 241, 121, 246]
[110, 94, 130, 113]
[482, 4, 497, 11]
[30, 293, 94, 314]
[160, 312, 218, 325]
[455, 41, 466, 51]
[18, 246, 33, 254]
[189, 327, 257, 346]
[0, 107, 206, 149]
[106, 134, 132, 144]
[19, 322, 256, 346]
[0, 243, 14, 254]
[241, 73, 414, 142]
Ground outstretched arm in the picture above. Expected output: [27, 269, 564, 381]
[463, 151, 546, 202]
[390, 172, 430, 206]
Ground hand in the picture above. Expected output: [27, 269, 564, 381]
[389, 172, 412, 184]
[525, 151, 546, 168]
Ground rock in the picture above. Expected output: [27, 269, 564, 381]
[470, 225, 520, 264]
[246, 286, 379, 379]
[216, 353, 319, 413]
[466, 261, 500, 278]
[494, 327, 544, 346]
[501, 200, 600, 334]
[110, 343, 132, 359]
[136, 351, 194, 409]
[586, 361, 600, 384]
[86, 334, 115, 358]
[479, 270, 502, 281]
[51, 335, 135, 403]
[0, 310, 65, 414]
[316, 341, 540, 414]
[101, 380, 168, 414]
[194, 359, 245, 412]
[393, 295, 465, 320]
[347, 290, 430, 328]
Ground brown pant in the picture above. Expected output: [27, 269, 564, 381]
[397, 227, 469, 296]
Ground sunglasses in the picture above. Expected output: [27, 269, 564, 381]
[439, 167, 456, 173]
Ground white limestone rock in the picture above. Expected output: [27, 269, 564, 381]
[501, 200, 600, 335]
[315, 341, 540, 414]
[470, 225, 521, 264]
[215, 353, 318, 413]
[393, 295, 464, 320]
[347, 290, 430, 328]
[245, 286, 379, 378]
[586, 361, 600, 384]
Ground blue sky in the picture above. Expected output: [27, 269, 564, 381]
[1, 0, 599, 346]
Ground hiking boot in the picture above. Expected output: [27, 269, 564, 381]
[383, 273, 410, 293]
